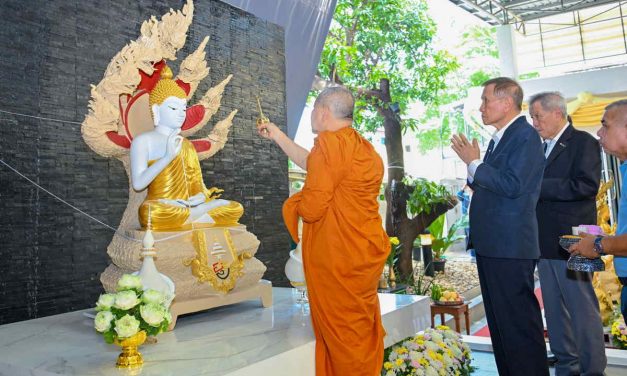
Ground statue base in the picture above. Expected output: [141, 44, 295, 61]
[168, 279, 273, 329]
[101, 225, 268, 300]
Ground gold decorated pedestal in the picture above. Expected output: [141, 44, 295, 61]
[114, 331, 146, 368]
[101, 225, 271, 329]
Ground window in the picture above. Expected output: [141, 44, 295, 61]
[514, 2, 627, 77]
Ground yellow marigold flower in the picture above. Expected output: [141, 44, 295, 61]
[395, 358, 404, 366]
[436, 325, 449, 331]
[384, 361, 393, 370]
[397, 346, 408, 354]
[390, 237, 400, 245]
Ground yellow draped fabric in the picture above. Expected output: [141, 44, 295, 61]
[522, 91, 627, 127]
[567, 92, 627, 127]
[138, 138, 243, 230]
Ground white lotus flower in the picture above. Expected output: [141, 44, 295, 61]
[94, 311, 114, 332]
[117, 274, 142, 291]
[142, 289, 165, 305]
[95, 293, 116, 311]
[114, 290, 140, 310]
[114, 314, 140, 338]
[140, 304, 166, 327]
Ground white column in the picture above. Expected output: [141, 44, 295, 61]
[497, 25, 518, 79]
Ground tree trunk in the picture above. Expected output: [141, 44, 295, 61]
[374, 79, 456, 282]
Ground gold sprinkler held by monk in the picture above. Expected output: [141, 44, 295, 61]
[255, 96, 269, 136]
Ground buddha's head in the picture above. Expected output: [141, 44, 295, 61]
[149, 65, 188, 129]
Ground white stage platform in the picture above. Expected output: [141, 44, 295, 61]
[0, 288, 430, 376]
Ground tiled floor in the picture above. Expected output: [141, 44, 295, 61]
[471, 351, 627, 375]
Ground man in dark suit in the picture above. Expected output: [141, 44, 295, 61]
[452, 77, 548, 376]
[530, 92, 606, 375]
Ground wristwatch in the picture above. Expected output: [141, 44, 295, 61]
[593, 236, 606, 256]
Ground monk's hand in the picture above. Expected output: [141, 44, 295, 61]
[257, 121, 282, 142]
[451, 134, 480, 165]
[568, 232, 599, 259]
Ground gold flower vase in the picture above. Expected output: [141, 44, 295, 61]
[114, 331, 147, 368]
[388, 266, 397, 288]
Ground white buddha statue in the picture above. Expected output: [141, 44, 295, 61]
[130, 66, 243, 231]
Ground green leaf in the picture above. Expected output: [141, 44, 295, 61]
[103, 330, 115, 344]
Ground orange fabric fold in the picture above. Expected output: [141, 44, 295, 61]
[283, 127, 389, 376]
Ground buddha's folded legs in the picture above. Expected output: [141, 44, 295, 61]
[139, 200, 189, 230]
[139, 199, 243, 230]
[190, 199, 243, 226]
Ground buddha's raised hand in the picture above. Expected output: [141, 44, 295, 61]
[165, 133, 183, 160]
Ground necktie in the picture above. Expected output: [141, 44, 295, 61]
[544, 140, 550, 158]
[483, 139, 495, 162]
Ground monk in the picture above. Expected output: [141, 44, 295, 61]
[257, 86, 389, 376]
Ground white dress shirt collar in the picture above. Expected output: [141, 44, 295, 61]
[544, 121, 570, 158]
[491, 114, 521, 147]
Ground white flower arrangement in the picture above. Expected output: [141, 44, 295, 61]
[94, 274, 172, 343]
[382, 326, 472, 376]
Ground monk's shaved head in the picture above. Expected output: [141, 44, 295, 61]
[314, 86, 354, 120]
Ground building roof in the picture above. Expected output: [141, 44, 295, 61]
[447, 0, 623, 33]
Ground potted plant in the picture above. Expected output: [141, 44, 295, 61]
[404, 261, 436, 296]
[387, 176, 456, 281]
[428, 214, 469, 272]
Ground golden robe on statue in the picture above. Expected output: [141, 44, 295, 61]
[283, 127, 389, 376]
[139, 139, 243, 230]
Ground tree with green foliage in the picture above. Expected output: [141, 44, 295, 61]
[314, 0, 458, 280]
[414, 25, 500, 153]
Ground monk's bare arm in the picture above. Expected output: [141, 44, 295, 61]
[257, 122, 309, 170]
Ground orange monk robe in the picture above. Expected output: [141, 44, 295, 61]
[283, 127, 389, 376]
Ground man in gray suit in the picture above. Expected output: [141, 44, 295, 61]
[530, 92, 606, 375]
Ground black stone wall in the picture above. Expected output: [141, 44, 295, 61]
[0, 0, 290, 325]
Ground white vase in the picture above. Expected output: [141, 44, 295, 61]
[133, 228, 176, 307]
[285, 243, 306, 291]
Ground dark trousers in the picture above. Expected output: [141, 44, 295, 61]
[620, 277, 627, 324]
[477, 255, 549, 376]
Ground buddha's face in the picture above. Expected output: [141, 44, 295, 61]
[153, 96, 187, 130]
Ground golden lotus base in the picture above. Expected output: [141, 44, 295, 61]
[116, 348, 143, 369]
[168, 279, 273, 330]
[114, 331, 146, 368]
